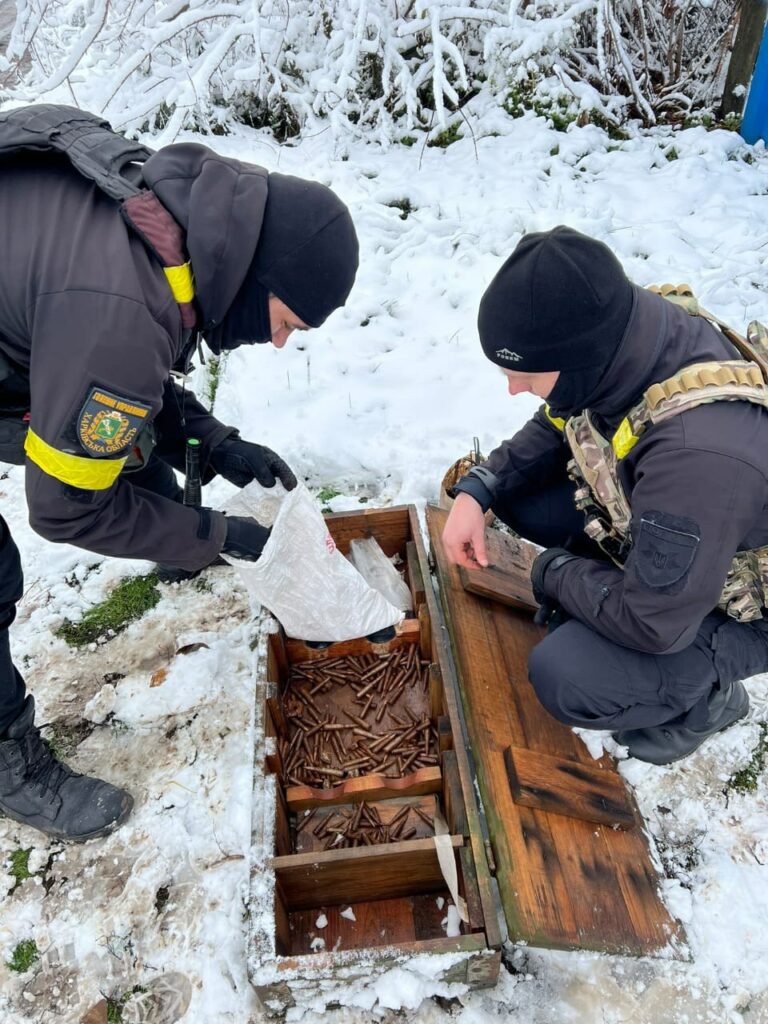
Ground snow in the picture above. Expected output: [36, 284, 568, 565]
[1, 102, 768, 1023]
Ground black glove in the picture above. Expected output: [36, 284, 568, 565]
[530, 547, 578, 604]
[222, 516, 271, 562]
[533, 596, 571, 633]
[211, 438, 298, 490]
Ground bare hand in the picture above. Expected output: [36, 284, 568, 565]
[442, 493, 489, 569]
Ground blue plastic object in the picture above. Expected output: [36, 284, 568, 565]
[742, 20, 768, 144]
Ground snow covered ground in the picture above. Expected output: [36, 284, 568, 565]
[1, 103, 768, 1023]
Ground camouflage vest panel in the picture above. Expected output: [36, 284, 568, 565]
[565, 347, 768, 622]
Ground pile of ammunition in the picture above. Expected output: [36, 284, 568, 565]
[279, 647, 439, 787]
[297, 801, 434, 850]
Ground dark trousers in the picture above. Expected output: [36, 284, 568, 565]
[0, 455, 182, 735]
[495, 479, 767, 732]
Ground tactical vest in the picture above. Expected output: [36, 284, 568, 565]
[0, 104, 199, 475]
[560, 285, 768, 622]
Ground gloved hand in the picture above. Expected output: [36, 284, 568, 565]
[211, 438, 298, 490]
[222, 516, 271, 562]
[530, 546, 578, 604]
[533, 596, 571, 633]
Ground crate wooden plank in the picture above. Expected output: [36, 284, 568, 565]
[323, 505, 411, 558]
[273, 836, 462, 911]
[288, 893, 450, 954]
[504, 746, 637, 830]
[458, 528, 538, 612]
[270, 933, 494, 978]
[426, 503, 684, 956]
[459, 564, 538, 613]
[285, 766, 442, 812]
[285, 618, 420, 664]
[459, 846, 486, 933]
[414, 508, 503, 950]
[406, 540, 427, 610]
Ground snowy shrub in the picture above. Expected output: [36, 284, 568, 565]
[0, 0, 740, 140]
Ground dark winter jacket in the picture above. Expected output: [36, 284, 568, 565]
[0, 144, 269, 570]
[457, 286, 768, 654]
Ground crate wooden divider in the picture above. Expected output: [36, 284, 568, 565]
[251, 506, 501, 1011]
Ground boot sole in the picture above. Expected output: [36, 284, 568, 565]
[615, 688, 750, 766]
[0, 792, 134, 843]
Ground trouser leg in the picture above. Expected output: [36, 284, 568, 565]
[492, 477, 766, 731]
[0, 514, 26, 735]
[528, 610, 768, 732]
[126, 454, 183, 503]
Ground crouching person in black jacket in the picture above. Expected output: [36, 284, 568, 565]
[443, 226, 767, 765]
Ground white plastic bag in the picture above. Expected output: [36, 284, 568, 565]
[348, 537, 413, 613]
[221, 481, 404, 642]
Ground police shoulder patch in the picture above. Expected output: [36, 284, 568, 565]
[631, 510, 700, 594]
[77, 386, 151, 457]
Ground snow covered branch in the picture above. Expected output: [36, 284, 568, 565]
[0, 0, 740, 141]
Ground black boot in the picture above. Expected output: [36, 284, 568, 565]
[614, 680, 750, 766]
[0, 696, 133, 842]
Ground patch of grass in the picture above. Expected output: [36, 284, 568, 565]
[44, 717, 95, 760]
[399, 135, 417, 147]
[204, 352, 228, 407]
[385, 198, 414, 220]
[107, 987, 148, 1023]
[725, 723, 768, 796]
[319, 485, 342, 505]
[8, 939, 39, 973]
[56, 574, 160, 648]
[664, 146, 679, 162]
[427, 122, 462, 148]
[8, 848, 33, 887]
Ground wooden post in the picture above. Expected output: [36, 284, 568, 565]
[722, 0, 768, 121]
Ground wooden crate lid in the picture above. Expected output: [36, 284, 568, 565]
[426, 504, 685, 957]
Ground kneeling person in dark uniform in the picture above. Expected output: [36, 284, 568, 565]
[0, 107, 358, 840]
[442, 226, 768, 765]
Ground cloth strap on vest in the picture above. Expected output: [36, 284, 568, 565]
[0, 104, 197, 327]
[564, 284, 768, 621]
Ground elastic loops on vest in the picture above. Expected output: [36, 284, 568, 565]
[25, 429, 126, 490]
[163, 262, 195, 304]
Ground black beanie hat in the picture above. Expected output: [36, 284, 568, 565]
[478, 226, 633, 411]
[208, 173, 359, 352]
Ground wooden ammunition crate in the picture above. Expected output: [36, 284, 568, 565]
[249, 504, 684, 1015]
[248, 506, 502, 1014]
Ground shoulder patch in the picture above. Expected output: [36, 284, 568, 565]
[631, 510, 700, 594]
[77, 387, 151, 457]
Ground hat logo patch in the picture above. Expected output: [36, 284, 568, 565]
[495, 348, 523, 363]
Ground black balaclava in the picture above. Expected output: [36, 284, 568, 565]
[477, 226, 634, 416]
[206, 173, 359, 353]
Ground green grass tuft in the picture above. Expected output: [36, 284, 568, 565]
[317, 486, 342, 506]
[8, 847, 33, 887]
[8, 939, 39, 973]
[725, 723, 768, 796]
[204, 352, 228, 407]
[107, 986, 148, 1023]
[427, 122, 462, 148]
[56, 574, 160, 647]
[386, 198, 414, 220]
